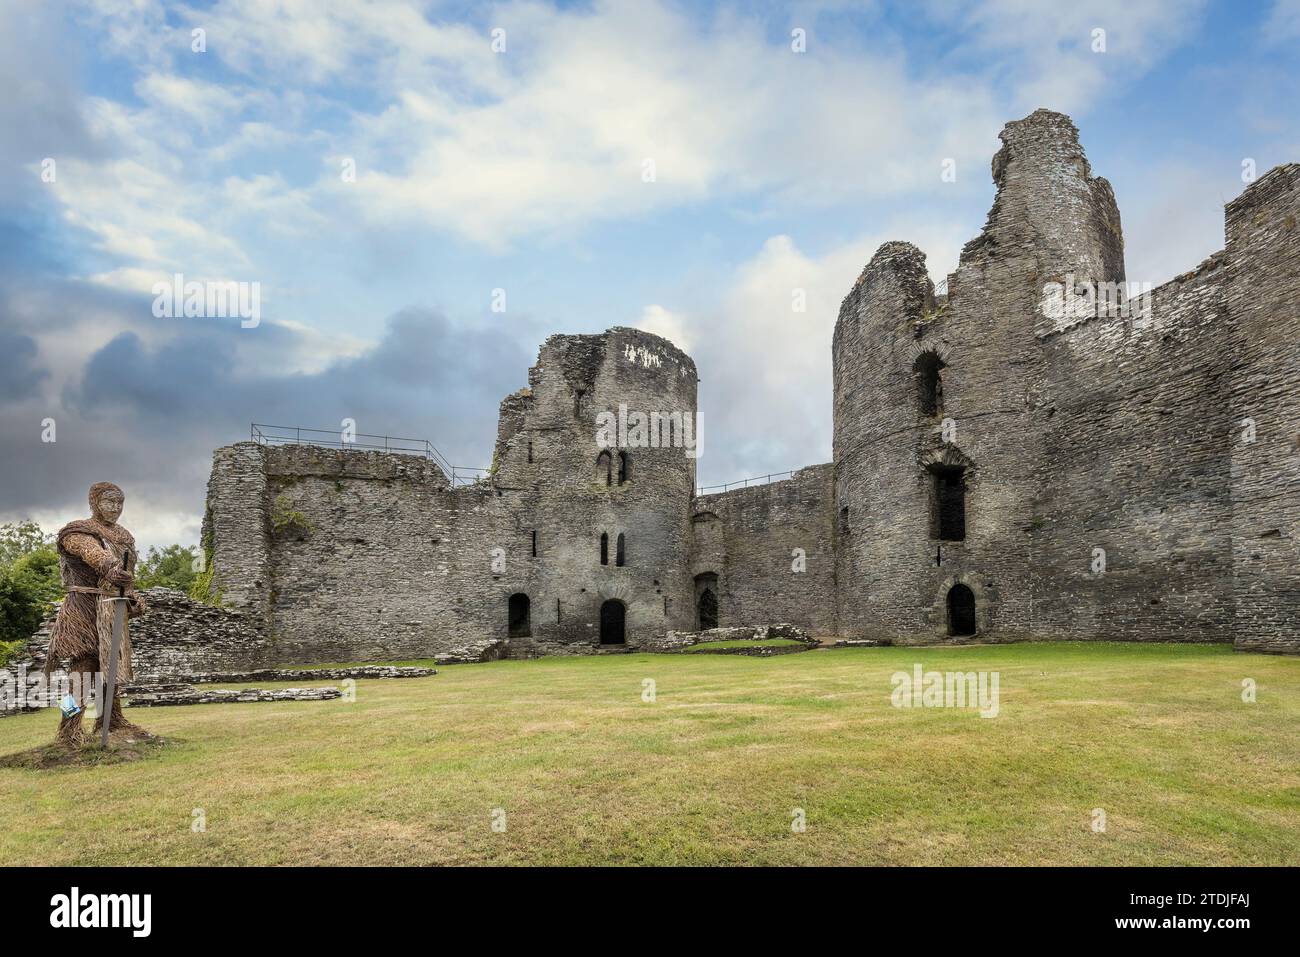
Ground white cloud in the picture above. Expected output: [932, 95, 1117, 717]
[922, 0, 1208, 113]
[632, 304, 692, 353]
[5, 505, 203, 556]
[1265, 0, 1300, 43]
[335, 2, 1002, 247]
[670, 217, 967, 485]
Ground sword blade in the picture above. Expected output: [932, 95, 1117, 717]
[100, 599, 127, 748]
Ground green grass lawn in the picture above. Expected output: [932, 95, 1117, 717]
[1, 642, 1296, 865]
[681, 637, 806, 651]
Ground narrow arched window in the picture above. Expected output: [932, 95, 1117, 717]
[617, 451, 629, 485]
[596, 450, 612, 486]
[615, 532, 625, 567]
[915, 351, 946, 416]
[600, 532, 609, 565]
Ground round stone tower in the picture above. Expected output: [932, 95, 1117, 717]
[832, 110, 1129, 643]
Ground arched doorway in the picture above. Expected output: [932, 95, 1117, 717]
[508, 593, 531, 637]
[947, 584, 976, 637]
[599, 599, 625, 644]
[693, 571, 719, 630]
[697, 589, 718, 630]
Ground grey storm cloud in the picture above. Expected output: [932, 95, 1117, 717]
[0, 4, 106, 205]
[0, 329, 48, 400]
[1, 280, 535, 532]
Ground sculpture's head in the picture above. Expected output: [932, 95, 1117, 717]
[89, 482, 125, 526]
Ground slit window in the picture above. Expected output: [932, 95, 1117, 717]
[600, 532, 609, 565]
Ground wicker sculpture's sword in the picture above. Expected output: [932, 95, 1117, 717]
[99, 552, 130, 748]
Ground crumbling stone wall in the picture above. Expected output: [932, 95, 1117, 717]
[1226, 164, 1300, 654]
[203, 327, 699, 663]
[1031, 254, 1236, 642]
[27, 587, 273, 683]
[195, 111, 1299, 659]
[691, 465, 836, 634]
[832, 109, 1295, 651]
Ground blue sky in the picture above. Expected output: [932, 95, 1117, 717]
[2, 0, 1298, 552]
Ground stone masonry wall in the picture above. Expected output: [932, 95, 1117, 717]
[830, 110, 1292, 648]
[1226, 164, 1300, 653]
[195, 111, 1298, 658]
[691, 464, 836, 635]
[1030, 254, 1237, 641]
[27, 587, 273, 683]
[203, 327, 698, 663]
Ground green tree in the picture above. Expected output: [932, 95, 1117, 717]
[135, 544, 200, 592]
[0, 523, 61, 646]
[0, 521, 52, 572]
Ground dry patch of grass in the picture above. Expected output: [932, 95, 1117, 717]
[0, 642, 1296, 865]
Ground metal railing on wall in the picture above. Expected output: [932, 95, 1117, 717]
[696, 470, 797, 495]
[250, 423, 489, 486]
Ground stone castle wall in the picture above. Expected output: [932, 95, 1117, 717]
[1029, 254, 1236, 642]
[196, 111, 1299, 659]
[26, 587, 273, 683]
[204, 327, 699, 663]
[830, 110, 1295, 649]
[691, 464, 836, 634]
[1226, 164, 1300, 654]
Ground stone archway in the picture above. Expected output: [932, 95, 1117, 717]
[698, 589, 718, 630]
[947, 584, 976, 637]
[693, 571, 719, 629]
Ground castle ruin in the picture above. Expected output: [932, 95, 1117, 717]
[198, 110, 1300, 661]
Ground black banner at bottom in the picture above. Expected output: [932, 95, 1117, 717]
[0, 866, 1283, 943]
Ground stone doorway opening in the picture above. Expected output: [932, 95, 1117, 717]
[694, 572, 719, 630]
[947, 584, 976, 637]
[697, 589, 718, 630]
[508, 593, 531, 638]
[599, 599, 626, 644]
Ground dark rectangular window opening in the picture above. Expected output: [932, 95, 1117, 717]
[531, 530, 537, 557]
[932, 466, 966, 541]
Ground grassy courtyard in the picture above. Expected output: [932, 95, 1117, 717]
[1, 642, 1296, 866]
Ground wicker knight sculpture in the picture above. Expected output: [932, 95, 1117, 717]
[45, 482, 149, 744]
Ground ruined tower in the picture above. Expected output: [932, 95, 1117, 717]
[197, 110, 1299, 661]
[203, 327, 697, 662]
[832, 109, 1239, 644]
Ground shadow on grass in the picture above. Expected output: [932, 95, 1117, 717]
[0, 733, 172, 771]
